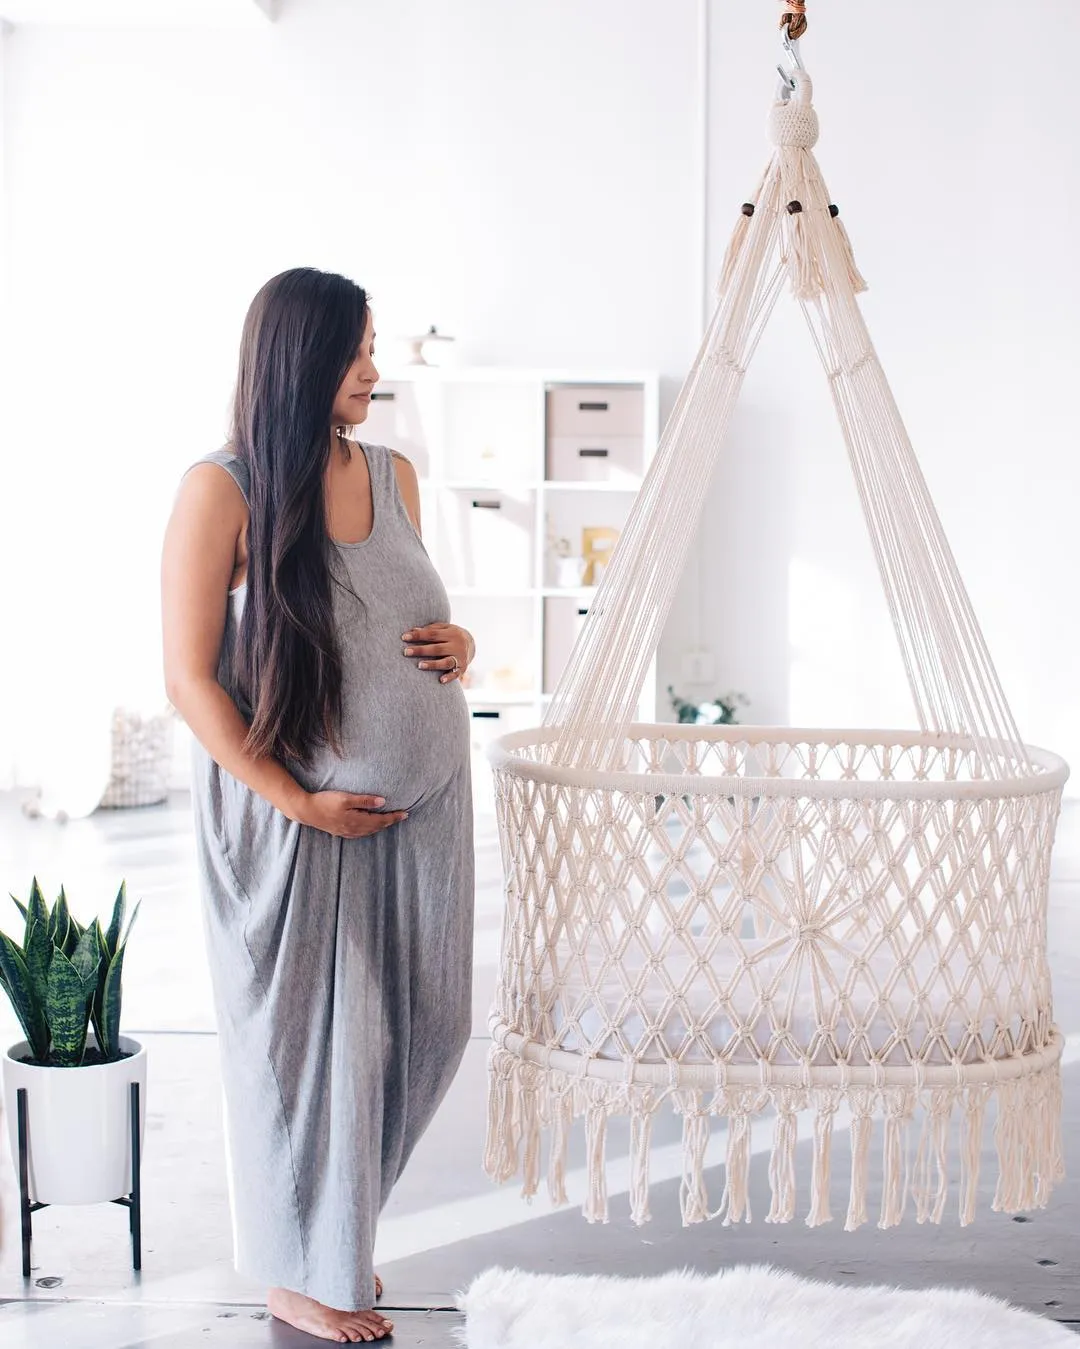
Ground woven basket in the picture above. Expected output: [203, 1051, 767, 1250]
[99, 707, 176, 809]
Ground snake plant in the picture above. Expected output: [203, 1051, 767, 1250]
[0, 879, 140, 1067]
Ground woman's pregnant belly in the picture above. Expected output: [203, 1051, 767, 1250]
[303, 628, 471, 812]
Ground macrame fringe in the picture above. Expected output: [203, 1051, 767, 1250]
[718, 207, 752, 299]
[807, 1088, 840, 1226]
[628, 1100, 655, 1225]
[845, 1087, 876, 1231]
[485, 1049, 1063, 1230]
[775, 145, 868, 302]
[834, 212, 868, 294]
[766, 1087, 806, 1224]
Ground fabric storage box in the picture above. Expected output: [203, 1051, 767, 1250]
[469, 704, 537, 812]
[361, 381, 435, 474]
[545, 435, 644, 484]
[545, 385, 644, 437]
[545, 386, 644, 483]
[543, 597, 593, 694]
[436, 487, 535, 590]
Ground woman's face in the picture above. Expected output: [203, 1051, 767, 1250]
[331, 309, 379, 427]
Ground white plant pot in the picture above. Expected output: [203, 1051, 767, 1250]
[2, 1035, 147, 1205]
[555, 556, 586, 588]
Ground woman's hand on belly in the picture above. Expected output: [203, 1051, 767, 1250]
[296, 790, 409, 838]
[402, 622, 474, 684]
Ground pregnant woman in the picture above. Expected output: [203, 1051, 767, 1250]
[161, 268, 475, 1343]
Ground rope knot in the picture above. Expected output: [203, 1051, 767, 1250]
[769, 70, 818, 148]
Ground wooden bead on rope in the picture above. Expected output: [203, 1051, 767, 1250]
[780, 1, 808, 42]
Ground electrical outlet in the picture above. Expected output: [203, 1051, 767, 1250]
[681, 649, 715, 683]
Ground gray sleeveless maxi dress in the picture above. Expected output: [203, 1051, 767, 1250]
[187, 442, 474, 1310]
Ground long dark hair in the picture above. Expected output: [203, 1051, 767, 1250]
[230, 267, 369, 768]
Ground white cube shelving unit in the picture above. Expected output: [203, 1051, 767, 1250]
[363, 366, 660, 809]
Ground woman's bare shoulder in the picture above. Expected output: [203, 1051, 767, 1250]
[178, 456, 248, 514]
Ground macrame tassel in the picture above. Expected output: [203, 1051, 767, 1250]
[786, 198, 824, 301]
[960, 1085, 989, 1226]
[993, 1079, 1023, 1213]
[718, 204, 755, 298]
[766, 1089, 802, 1224]
[879, 1088, 915, 1229]
[679, 1100, 712, 1225]
[519, 1070, 542, 1200]
[629, 1105, 655, 1226]
[844, 1088, 875, 1232]
[547, 1088, 573, 1207]
[832, 209, 868, 294]
[583, 1102, 609, 1223]
[719, 1091, 757, 1225]
[1041, 1067, 1066, 1200]
[807, 1089, 840, 1227]
[483, 1052, 518, 1183]
[913, 1089, 954, 1224]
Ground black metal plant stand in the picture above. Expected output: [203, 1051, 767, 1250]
[16, 1081, 143, 1277]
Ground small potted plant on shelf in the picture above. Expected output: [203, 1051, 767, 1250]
[661, 687, 750, 810]
[0, 879, 145, 1214]
[667, 685, 748, 725]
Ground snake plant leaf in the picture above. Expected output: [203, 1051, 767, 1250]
[23, 909, 52, 1015]
[99, 900, 139, 1062]
[0, 931, 49, 1061]
[46, 940, 99, 1067]
[70, 926, 101, 985]
[59, 889, 82, 958]
[10, 895, 28, 923]
[25, 877, 48, 947]
[89, 918, 109, 1051]
[72, 926, 101, 1055]
[104, 881, 127, 959]
[48, 887, 71, 954]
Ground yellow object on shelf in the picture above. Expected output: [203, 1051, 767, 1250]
[580, 526, 620, 586]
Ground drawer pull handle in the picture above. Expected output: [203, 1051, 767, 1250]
[471, 500, 502, 510]
[578, 448, 609, 458]
[578, 608, 590, 617]
[371, 391, 396, 402]
[472, 710, 501, 720]
[578, 401, 609, 412]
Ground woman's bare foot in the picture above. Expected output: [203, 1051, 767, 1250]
[267, 1287, 393, 1343]
[375, 1273, 383, 1299]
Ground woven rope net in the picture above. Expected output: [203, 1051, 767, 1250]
[484, 68, 1069, 1230]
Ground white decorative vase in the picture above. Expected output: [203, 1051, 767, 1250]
[556, 556, 586, 588]
[2, 1035, 147, 1205]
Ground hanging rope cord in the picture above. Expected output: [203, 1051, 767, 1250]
[780, 1, 808, 42]
[543, 36, 1032, 779]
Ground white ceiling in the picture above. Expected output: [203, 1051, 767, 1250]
[0, 0, 275, 27]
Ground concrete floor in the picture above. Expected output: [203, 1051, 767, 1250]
[0, 787, 1077, 1345]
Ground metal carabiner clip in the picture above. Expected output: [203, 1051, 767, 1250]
[776, 29, 804, 102]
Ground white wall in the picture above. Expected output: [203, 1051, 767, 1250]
[665, 0, 1080, 779]
[0, 0, 702, 789]
[1, 0, 1077, 791]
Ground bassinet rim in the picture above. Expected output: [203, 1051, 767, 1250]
[489, 1020, 1065, 1091]
[486, 723, 1070, 802]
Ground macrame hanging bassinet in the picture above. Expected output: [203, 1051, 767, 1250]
[483, 17, 1069, 1233]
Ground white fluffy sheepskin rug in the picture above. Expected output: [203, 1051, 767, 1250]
[457, 1265, 1076, 1349]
